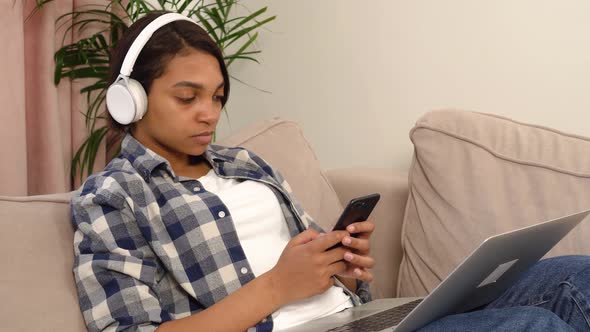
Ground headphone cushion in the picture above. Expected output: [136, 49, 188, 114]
[106, 82, 135, 125]
[105, 79, 147, 125]
[126, 79, 148, 122]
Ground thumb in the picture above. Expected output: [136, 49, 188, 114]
[286, 229, 321, 249]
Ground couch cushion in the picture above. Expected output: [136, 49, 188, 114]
[218, 117, 343, 230]
[0, 192, 86, 332]
[398, 110, 590, 297]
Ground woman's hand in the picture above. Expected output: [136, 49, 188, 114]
[267, 229, 351, 306]
[336, 220, 376, 283]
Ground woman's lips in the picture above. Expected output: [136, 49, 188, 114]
[191, 132, 212, 144]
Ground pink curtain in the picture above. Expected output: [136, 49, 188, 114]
[0, 0, 106, 196]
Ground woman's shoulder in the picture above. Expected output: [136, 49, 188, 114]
[72, 156, 146, 204]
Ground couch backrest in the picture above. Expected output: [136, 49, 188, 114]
[217, 118, 343, 229]
[398, 110, 590, 297]
[0, 118, 343, 331]
[0, 192, 85, 331]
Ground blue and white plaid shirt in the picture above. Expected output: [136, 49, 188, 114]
[71, 134, 371, 332]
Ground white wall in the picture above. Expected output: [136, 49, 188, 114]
[218, 1, 590, 171]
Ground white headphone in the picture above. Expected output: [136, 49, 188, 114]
[106, 13, 198, 125]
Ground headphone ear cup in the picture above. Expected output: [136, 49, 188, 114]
[106, 80, 135, 125]
[106, 78, 147, 125]
[126, 79, 148, 122]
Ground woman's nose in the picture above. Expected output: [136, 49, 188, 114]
[195, 99, 221, 124]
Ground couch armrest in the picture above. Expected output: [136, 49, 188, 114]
[325, 168, 409, 299]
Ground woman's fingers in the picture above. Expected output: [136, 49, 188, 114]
[323, 246, 347, 264]
[341, 236, 370, 253]
[309, 230, 350, 251]
[286, 229, 320, 249]
[343, 252, 375, 269]
[351, 267, 374, 283]
[346, 220, 375, 238]
[328, 260, 348, 276]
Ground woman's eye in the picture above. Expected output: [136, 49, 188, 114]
[176, 96, 195, 104]
[214, 95, 225, 103]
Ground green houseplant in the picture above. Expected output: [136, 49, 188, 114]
[29, 0, 275, 183]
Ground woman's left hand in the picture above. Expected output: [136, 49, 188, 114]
[336, 220, 375, 283]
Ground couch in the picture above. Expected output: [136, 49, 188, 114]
[2, 110, 590, 331]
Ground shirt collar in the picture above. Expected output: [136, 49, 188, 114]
[120, 134, 169, 182]
[120, 134, 231, 183]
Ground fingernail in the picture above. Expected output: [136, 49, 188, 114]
[347, 225, 355, 232]
[354, 268, 362, 277]
[344, 252, 354, 261]
[318, 232, 325, 237]
[343, 237, 352, 245]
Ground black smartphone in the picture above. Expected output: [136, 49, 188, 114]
[327, 193, 381, 250]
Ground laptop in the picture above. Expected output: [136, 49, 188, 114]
[282, 209, 590, 332]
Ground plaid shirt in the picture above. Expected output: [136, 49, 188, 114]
[72, 134, 371, 332]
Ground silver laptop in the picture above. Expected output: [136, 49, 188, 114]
[283, 209, 590, 332]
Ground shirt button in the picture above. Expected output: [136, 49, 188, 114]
[218, 211, 226, 218]
[262, 318, 267, 323]
[240, 267, 248, 274]
[193, 186, 201, 192]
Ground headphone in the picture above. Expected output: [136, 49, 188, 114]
[106, 13, 198, 125]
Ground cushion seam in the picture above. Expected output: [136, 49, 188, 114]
[0, 197, 71, 204]
[475, 111, 590, 142]
[410, 125, 590, 178]
[426, 110, 590, 143]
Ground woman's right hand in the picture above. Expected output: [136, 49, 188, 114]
[267, 229, 350, 306]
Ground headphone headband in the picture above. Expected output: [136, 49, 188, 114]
[107, 12, 199, 125]
[119, 13, 197, 77]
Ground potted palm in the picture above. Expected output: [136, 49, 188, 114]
[29, 0, 275, 183]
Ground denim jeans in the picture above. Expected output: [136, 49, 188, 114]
[418, 255, 590, 331]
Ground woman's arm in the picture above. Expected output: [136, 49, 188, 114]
[74, 186, 350, 332]
[157, 229, 350, 331]
[156, 271, 277, 332]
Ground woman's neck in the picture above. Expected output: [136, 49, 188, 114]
[131, 131, 212, 179]
[174, 155, 212, 179]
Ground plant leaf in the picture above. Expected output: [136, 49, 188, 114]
[71, 126, 107, 181]
[225, 32, 258, 67]
[227, 6, 266, 34]
[195, 11, 220, 43]
[221, 15, 275, 48]
[208, 7, 226, 34]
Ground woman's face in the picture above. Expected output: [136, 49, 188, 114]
[133, 48, 225, 164]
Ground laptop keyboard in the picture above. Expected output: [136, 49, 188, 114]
[326, 299, 424, 332]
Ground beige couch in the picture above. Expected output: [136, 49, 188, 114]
[2, 111, 590, 331]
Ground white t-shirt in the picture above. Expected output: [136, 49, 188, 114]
[197, 169, 353, 330]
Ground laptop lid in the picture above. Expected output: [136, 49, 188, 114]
[395, 209, 590, 332]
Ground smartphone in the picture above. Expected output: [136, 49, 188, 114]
[327, 193, 381, 250]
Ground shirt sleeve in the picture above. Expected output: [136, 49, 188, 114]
[356, 279, 373, 303]
[71, 183, 169, 332]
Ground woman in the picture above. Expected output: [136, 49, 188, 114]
[72, 11, 373, 332]
[72, 11, 590, 332]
